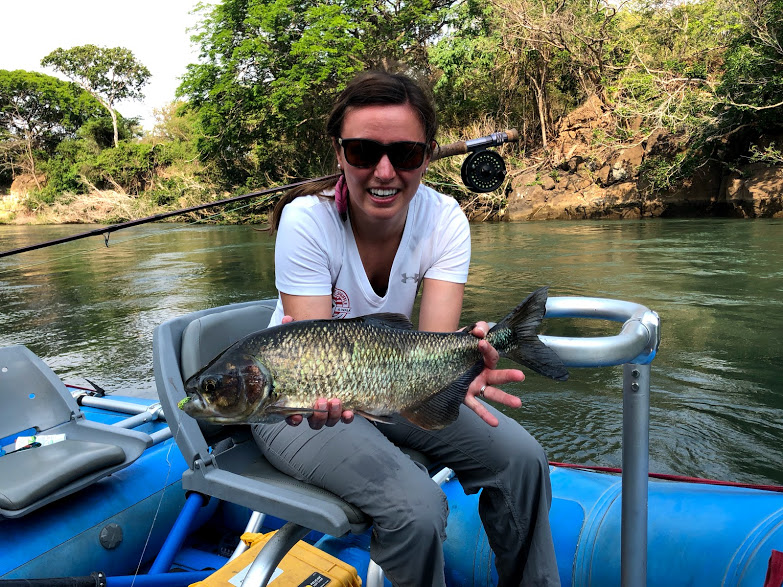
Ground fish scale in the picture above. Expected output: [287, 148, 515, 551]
[256, 323, 479, 411]
[181, 287, 569, 430]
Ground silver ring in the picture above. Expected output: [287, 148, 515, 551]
[479, 384, 487, 397]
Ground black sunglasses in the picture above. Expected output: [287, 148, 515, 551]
[338, 138, 429, 171]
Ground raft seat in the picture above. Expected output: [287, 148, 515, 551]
[0, 345, 152, 519]
[154, 300, 434, 585]
[154, 301, 371, 535]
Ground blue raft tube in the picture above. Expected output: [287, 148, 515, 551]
[3, 295, 783, 587]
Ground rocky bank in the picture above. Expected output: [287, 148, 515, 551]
[506, 96, 783, 221]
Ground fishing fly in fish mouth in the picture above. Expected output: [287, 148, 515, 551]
[179, 286, 568, 430]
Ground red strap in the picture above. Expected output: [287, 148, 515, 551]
[764, 550, 783, 587]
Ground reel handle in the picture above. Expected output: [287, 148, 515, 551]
[432, 129, 519, 161]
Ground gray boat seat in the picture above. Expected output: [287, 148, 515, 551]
[0, 345, 152, 518]
[154, 300, 445, 585]
[154, 300, 372, 538]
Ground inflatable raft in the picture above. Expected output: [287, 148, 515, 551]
[1, 296, 781, 586]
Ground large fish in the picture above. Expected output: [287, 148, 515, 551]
[179, 286, 568, 430]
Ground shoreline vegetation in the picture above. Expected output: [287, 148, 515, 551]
[2, 0, 782, 225]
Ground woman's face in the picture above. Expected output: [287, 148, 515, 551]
[333, 103, 432, 227]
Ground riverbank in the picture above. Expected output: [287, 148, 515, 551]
[504, 96, 783, 221]
[4, 95, 782, 226]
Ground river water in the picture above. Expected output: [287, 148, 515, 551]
[1, 219, 782, 485]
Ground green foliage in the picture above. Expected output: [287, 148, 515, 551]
[178, 0, 458, 188]
[41, 45, 151, 105]
[80, 115, 137, 149]
[8, 0, 783, 216]
[748, 142, 783, 165]
[719, 0, 783, 124]
[0, 69, 103, 177]
[80, 143, 162, 194]
[37, 139, 84, 198]
[430, 0, 512, 126]
[638, 151, 699, 195]
[42, 45, 151, 147]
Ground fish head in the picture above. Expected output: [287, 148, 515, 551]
[181, 351, 276, 424]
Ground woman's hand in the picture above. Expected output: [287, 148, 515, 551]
[279, 315, 355, 429]
[464, 321, 524, 427]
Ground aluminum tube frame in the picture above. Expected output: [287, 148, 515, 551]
[76, 395, 161, 415]
[622, 363, 650, 587]
[540, 296, 659, 586]
[149, 492, 207, 574]
[229, 511, 268, 562]
[243, 522, 311, 587]
[113, 406, 163, 429]
[541, 297, 660, 367]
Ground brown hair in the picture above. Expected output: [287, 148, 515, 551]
[269, 70, 437, 232]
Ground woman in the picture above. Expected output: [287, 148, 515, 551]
[254, 70, 559, 586]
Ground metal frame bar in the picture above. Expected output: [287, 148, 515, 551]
[543, 296, 660, 587]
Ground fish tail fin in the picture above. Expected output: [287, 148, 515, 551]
[487, 286, 569, 381]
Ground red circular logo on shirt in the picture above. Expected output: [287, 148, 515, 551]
[332, 288, 350, 318]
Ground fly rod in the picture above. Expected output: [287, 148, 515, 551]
[0, 129, 518, 259]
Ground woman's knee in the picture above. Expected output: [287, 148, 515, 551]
[382, 480, 449, 540]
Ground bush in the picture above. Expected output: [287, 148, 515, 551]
[81, 142, 162, 194]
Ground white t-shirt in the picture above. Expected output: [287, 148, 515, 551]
[269, 183, 471, 326]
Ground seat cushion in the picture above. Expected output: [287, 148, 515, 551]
[0, 440, 125, 511]
[180, 304, 275, 381]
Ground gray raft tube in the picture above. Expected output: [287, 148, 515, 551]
[541, 296, 661, 368]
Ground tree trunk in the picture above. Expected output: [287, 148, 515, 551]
[109, 108, 119, 148]
[23, 130, 41, 189]
[529, 75, 549, 148]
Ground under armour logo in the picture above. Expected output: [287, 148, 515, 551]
[401, 272, 420, 284]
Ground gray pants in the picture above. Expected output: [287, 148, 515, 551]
[252, 402, 559, 587]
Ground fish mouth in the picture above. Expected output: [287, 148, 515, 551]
[180, 390, 211, 418]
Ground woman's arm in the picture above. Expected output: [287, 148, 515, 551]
[419, 278, 524, 427]
[279, 293, 354, 429]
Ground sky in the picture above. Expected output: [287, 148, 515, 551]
[0, 0, 208, 130]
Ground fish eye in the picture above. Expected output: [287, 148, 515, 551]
[203, 378, 219, 393]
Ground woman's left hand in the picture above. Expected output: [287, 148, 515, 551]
[464, 321, 524, 427]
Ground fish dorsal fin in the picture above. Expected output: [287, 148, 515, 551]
[360, 313, 415, 330]
[400, 362, 484, 430]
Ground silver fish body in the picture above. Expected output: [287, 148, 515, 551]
[181, 287, 568, 430]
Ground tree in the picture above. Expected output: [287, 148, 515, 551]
[720, 0, 783, 118]
[179, 0, 458, 187]
[41, 45, 151, 148]
[0, 69, 102, 185]
[485, 0, 623, 147]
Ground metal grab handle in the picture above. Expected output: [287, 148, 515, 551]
[538, 295, 659, 587]
[541, 296, 661, 367]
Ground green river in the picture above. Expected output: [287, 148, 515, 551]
[1, 219, 782, 485]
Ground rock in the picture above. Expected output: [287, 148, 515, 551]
[659, 160, 725, 215]
[644, 128, 667, 154]
[567, 156, 584, 173]
[503, 93, 783, 222]
[597, 165, 612, 185]
[722, 164, 783, 217]
[10, 174, 45, 196]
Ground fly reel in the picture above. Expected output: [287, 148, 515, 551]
[460, 149, 507, 193]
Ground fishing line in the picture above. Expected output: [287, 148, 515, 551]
[0, 192, 280, 277]
[131, 420, 183, 585]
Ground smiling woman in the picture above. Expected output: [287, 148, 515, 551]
[251, 69, 562, 586]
